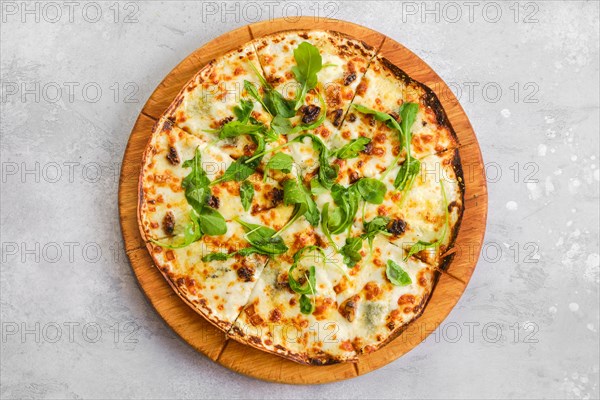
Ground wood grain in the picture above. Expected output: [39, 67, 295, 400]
[118, 17, 487, 384]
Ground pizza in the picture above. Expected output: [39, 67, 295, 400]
[138, 30, 464, 365]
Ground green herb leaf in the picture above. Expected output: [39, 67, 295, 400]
[299, 294, 314, 314]
[181, 148, 211, 211]
[179, 149, 227, 239]
[264, 90, 296, 118]
[244, 79, 270, 114]
[353, 103, 420, 187]
[201, 245, 263, 261]
[150, 212, 203, 249]
[399, 102, 419, 138]
[327, 184, 361, 235]
[289, 264, 316, 295]
[361, 216, 391, 252]
[394, 157, 421, 192]
[386, 260, 412, 286]
[266, 152, 294, 174]
[233, 98, 254, 123]
[246, 69, 295, 118]
[392, 102, 420, 192]
[218, 121, 264, 140]
[340, 237, 363, 267]
[295, 133, 338, 189]
[236, 247, 262, 257]
[197, 206, 227, 236]
[201, 252, 230, 262]
[240, 180, 254, 212]
[310, 180, 327, 195]
[236, 219, 288, 255]
[213, 156, 257, 184]
[291, 42, 323, 108]
[334, 137, 371, 159]
[353, 104, 402, 132]
[288, 246, 326, 315]
[271, 115, 293, 135]
[280, 177, 320, 229]
[356, 178, 387, 205]
[320, 203, 338, 252]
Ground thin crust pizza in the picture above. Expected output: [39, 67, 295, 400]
[138, 30, 464, 365]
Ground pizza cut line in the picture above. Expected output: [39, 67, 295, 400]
[138, 30, 464, 365]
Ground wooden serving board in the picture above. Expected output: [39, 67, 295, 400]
[118, 18, 487, 384]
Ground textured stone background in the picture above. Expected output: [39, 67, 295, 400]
[1, 1, 598, 399]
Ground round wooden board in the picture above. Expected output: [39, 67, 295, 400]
[119, 18, 488, 384]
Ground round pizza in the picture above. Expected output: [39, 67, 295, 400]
[138, 30, 464, 365]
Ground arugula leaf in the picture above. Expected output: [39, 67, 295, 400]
[201, 245, 264, 261]
[291, 42, 323, 109]
[320, 203, 339, 251]
[353, 104, 402, 132]
[212, 156, 257, 185]
[392, 102, 420, 192]
[394, 157, 421, 191]
[247, 64, 296, 118]
[236, 218, 288, 255]
[233, 98, 254, 123]
[310, 180, 327, 196]
[264, 152, 294, 177]
[361, 216, 391, 252]
[289, 264, 316, 295]
[356, 178, 387, 205]
[399, 102, 419, 138]
[150, 211, 203, 249]
[278, 177, 320, 234]
[299, 294, 314, 314]
[264, 90, 296, 118]
[405, 180, 449, 260]
[244, 80, 271, 114]
[181, 148, 211, 210]
[340, 237, 363, 267]
[271, 115, 293, 135]
[334, 137, 371, 159]
[177, 148, 227, 238]
[386, 260, 412, 286]
[325, 184, 361, 235]
[217, 121, 264, 139]
[247, 131, 337, 187]
[236, 247, 263, 256]
[240, 180, 254, 212]
[353, 103, 420, 187]
[288, 246, 329, 315]
[197, 206, 227, 236]
[201, 252, 230, 262]
[263, 127, 280, 143]
[295, 133, 338, 189]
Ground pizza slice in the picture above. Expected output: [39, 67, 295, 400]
[146, 224, 270, 332]
[251, 30, 378, 149]
[330, 235, 436, 354]
[139, 118, 292, 243]
[164, 41, 275, 160]
[350, 148, 464, 266]
[228, 218, 359, 364]
[348, 54, 459, 157]
[332, 53, 460, 187]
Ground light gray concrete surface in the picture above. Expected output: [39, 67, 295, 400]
[1, 1, 598, 399]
